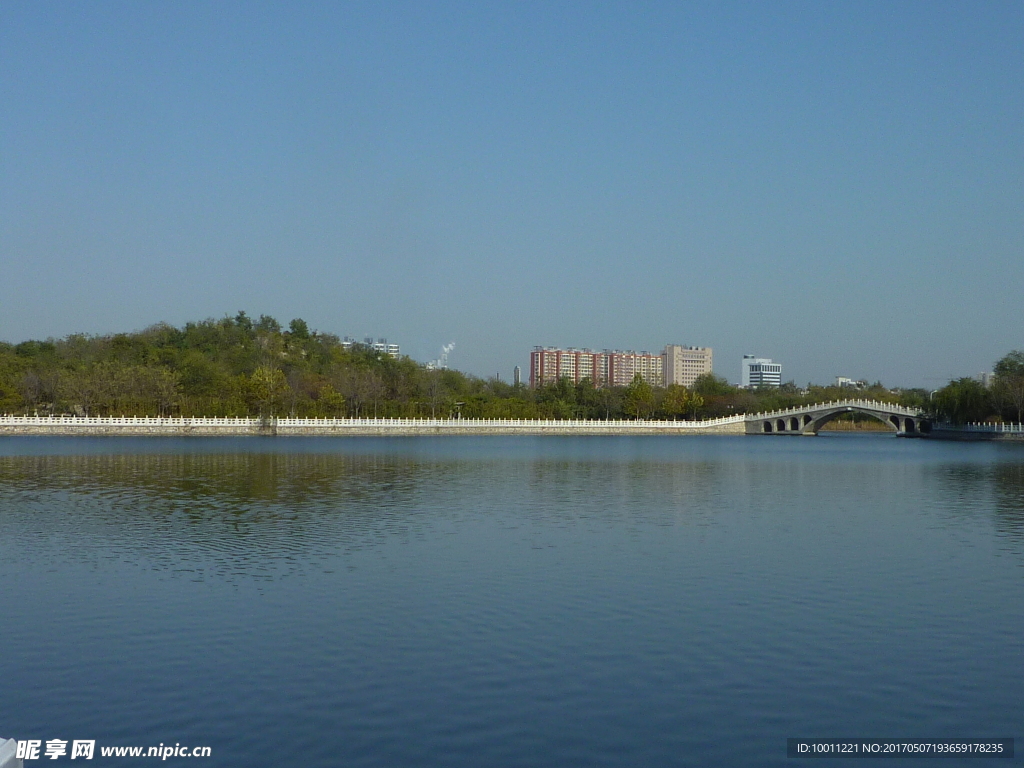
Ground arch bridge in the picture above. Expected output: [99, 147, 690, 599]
[744, 399, 930, 436]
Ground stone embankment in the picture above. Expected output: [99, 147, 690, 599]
[0, 415, 748, 437]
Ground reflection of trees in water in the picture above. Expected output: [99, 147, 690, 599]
[0, 453, 731, 581]
[0, 452, 422, 504]
[0, 453, 441, 582]
[933, 461, 1024, 551]
[992, 463, 1024, 544]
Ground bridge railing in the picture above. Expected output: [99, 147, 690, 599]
[749, 399, 923, 419]
[272, 416, 749, 428]
[0, 405, 929, 429]
[0, 406, 927, 428]
[936, 422, 1024, 433]
[0, 414, 749, 429]
[0, 415, 254, 426]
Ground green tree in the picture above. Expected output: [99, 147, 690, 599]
[365, 369, 386, 418]
[424, 369, 448, 418]
[687, 392, 705, 419]
[574, 377, 601, 419]
[288, 318, 310, 340]
[234, 311, 254, 333]
[692, 373, 734, 397]
[993, 350, 1024, 422]
[661, 384, 691, 420]
[256, 315, 281, 334]
[57, 363, 117, 415]
[18, 371, 46, 412]
[250, 366, 288, 416]
[932, 378, 992, 425]
[150, 367, 181, 416]
[315, 384, 346, 417]
[624, 374, 655, 419]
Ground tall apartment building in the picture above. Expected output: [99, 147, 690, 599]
[606, 349, 663, 387]
[741, 355, 782, 388]
[530, 347, 663, 388]
[662, 345, 713, 387]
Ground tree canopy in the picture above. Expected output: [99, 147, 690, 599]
[931, 378, 993, 425]
[993, 350, 1024, 422]
[0, 312, 1005, 421]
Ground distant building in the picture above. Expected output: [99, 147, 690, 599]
[373, 339, 401, 358]
[342, 336, 400, 359]
[742, 355, 782, 388]
[662, 345, 713, 387]
[530, 347, 663, 388]
[979, 372, 996, 388]
[513, 366, 522, 386]
[835, 376, 867, 389]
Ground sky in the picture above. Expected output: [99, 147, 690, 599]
[2, 2, 1022, 387]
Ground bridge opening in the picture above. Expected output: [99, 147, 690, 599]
[812, 410, 902, 434]
[803, 414, 812, 426]
[777, 419, 786, 432]
[904, 418, 916, 434]
[790, 417, 799, 431]
[763, 421, 772, 433]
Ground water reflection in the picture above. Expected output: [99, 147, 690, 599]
[0, 453, 732, 582]
[0, 453, 436, 582]
[993, 462, 1024, 544]
[932, 459, 1024, 551]
[2, 441, 1023, 768]
[4, 447, 1023, 583]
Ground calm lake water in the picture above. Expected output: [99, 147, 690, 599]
[1, 434, 1022, 767]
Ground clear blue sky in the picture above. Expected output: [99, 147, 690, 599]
[2, 2, 1021, 387]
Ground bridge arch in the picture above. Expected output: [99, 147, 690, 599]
[748, 401, 930, 437]
[803, 407, 929, 436]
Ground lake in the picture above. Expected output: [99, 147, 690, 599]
[1, 434, 1021, 766]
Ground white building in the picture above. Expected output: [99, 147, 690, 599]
[341, 336, 400, 359]
[835, 377, 866, 389]
[742, 355, 782, 388]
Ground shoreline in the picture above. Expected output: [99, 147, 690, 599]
[0, 415, 747, 437]
[2, 415, 1020, 441]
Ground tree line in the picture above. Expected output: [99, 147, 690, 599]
[929, 351, 1024, 425]
[1, 312, 1017, 422]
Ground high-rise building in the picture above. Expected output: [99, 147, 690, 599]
[742, 355, 782, 388]
[513, 366, 522, 386]
[529, 347, 663, 388]
[662, 345, 713, 387]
